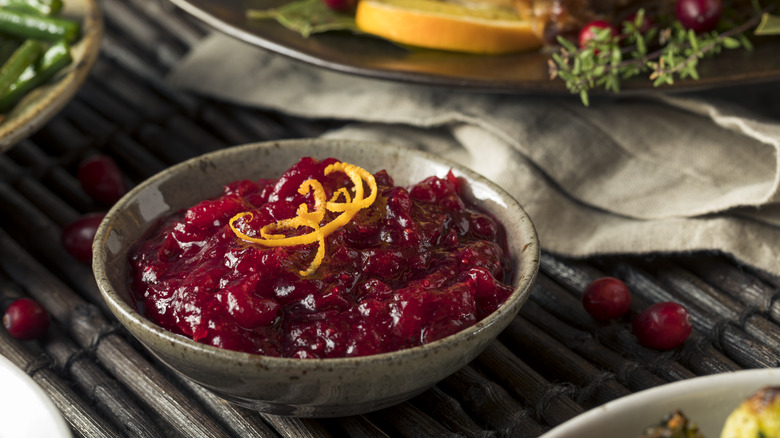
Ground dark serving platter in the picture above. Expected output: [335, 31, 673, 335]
[170, 0, 780, 94]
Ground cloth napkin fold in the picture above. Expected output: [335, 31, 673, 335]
[167, 32, 780, 276]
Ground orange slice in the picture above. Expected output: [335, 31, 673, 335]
[355, 0, 542, 54]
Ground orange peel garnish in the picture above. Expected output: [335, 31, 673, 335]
[229, 161, 377, 276]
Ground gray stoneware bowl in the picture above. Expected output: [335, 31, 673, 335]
[93, 138, 540, 417]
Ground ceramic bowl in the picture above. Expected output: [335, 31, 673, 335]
[92, 138, 540, 417]
[542, 369, 780, 438]
[0, 354, 72, 437]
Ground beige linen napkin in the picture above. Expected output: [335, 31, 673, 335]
[167, 32, 780, 276]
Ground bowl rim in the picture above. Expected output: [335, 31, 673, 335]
[93, 138, 540, 368]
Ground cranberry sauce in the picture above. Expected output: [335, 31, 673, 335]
[128, 157, 514, 358]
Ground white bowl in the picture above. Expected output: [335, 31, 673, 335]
[0, 354, 71, 438]
[542, 368, 780, 438]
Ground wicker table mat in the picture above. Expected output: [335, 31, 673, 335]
[1, 1, 779, 437]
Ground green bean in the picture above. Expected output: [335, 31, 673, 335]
[0, 38, 20, 64]
[0, 38, 42, 94]
[0, 39, 71, 112]
[0, 0, 63, 16]
[0, 9, 79, 42]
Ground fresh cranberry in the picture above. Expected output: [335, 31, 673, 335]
[322, 0, 356, 12]
[632, 302, 692, 350]
[77, 155, 128, 206]
[578, 20, 618, 49]
[582, 277, 631, 320]
[61, 213, 106, 263]
[675, 0, 722, 33]
[3, 298, 50, 340]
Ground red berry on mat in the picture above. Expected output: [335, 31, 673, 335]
[77, 155, 128, 205]
[61, 213, 106, 263]
[633, 301, 692, 350]
[3, 298, 50, 341]
[583, 276, 632, 320]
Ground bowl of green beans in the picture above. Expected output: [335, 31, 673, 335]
[0, 0, 102, 153]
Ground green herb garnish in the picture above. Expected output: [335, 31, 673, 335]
[549, 4, 780, 106]
[247, 0, 358, 37]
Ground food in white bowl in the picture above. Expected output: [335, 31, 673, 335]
[93, 138, 540, 417]
[637, 384, 780, 437]
[720, 385, 780, 438]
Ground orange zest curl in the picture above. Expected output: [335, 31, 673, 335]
[229, 161, 377, 276]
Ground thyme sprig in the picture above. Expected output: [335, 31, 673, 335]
[549, 8, 773, 106]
